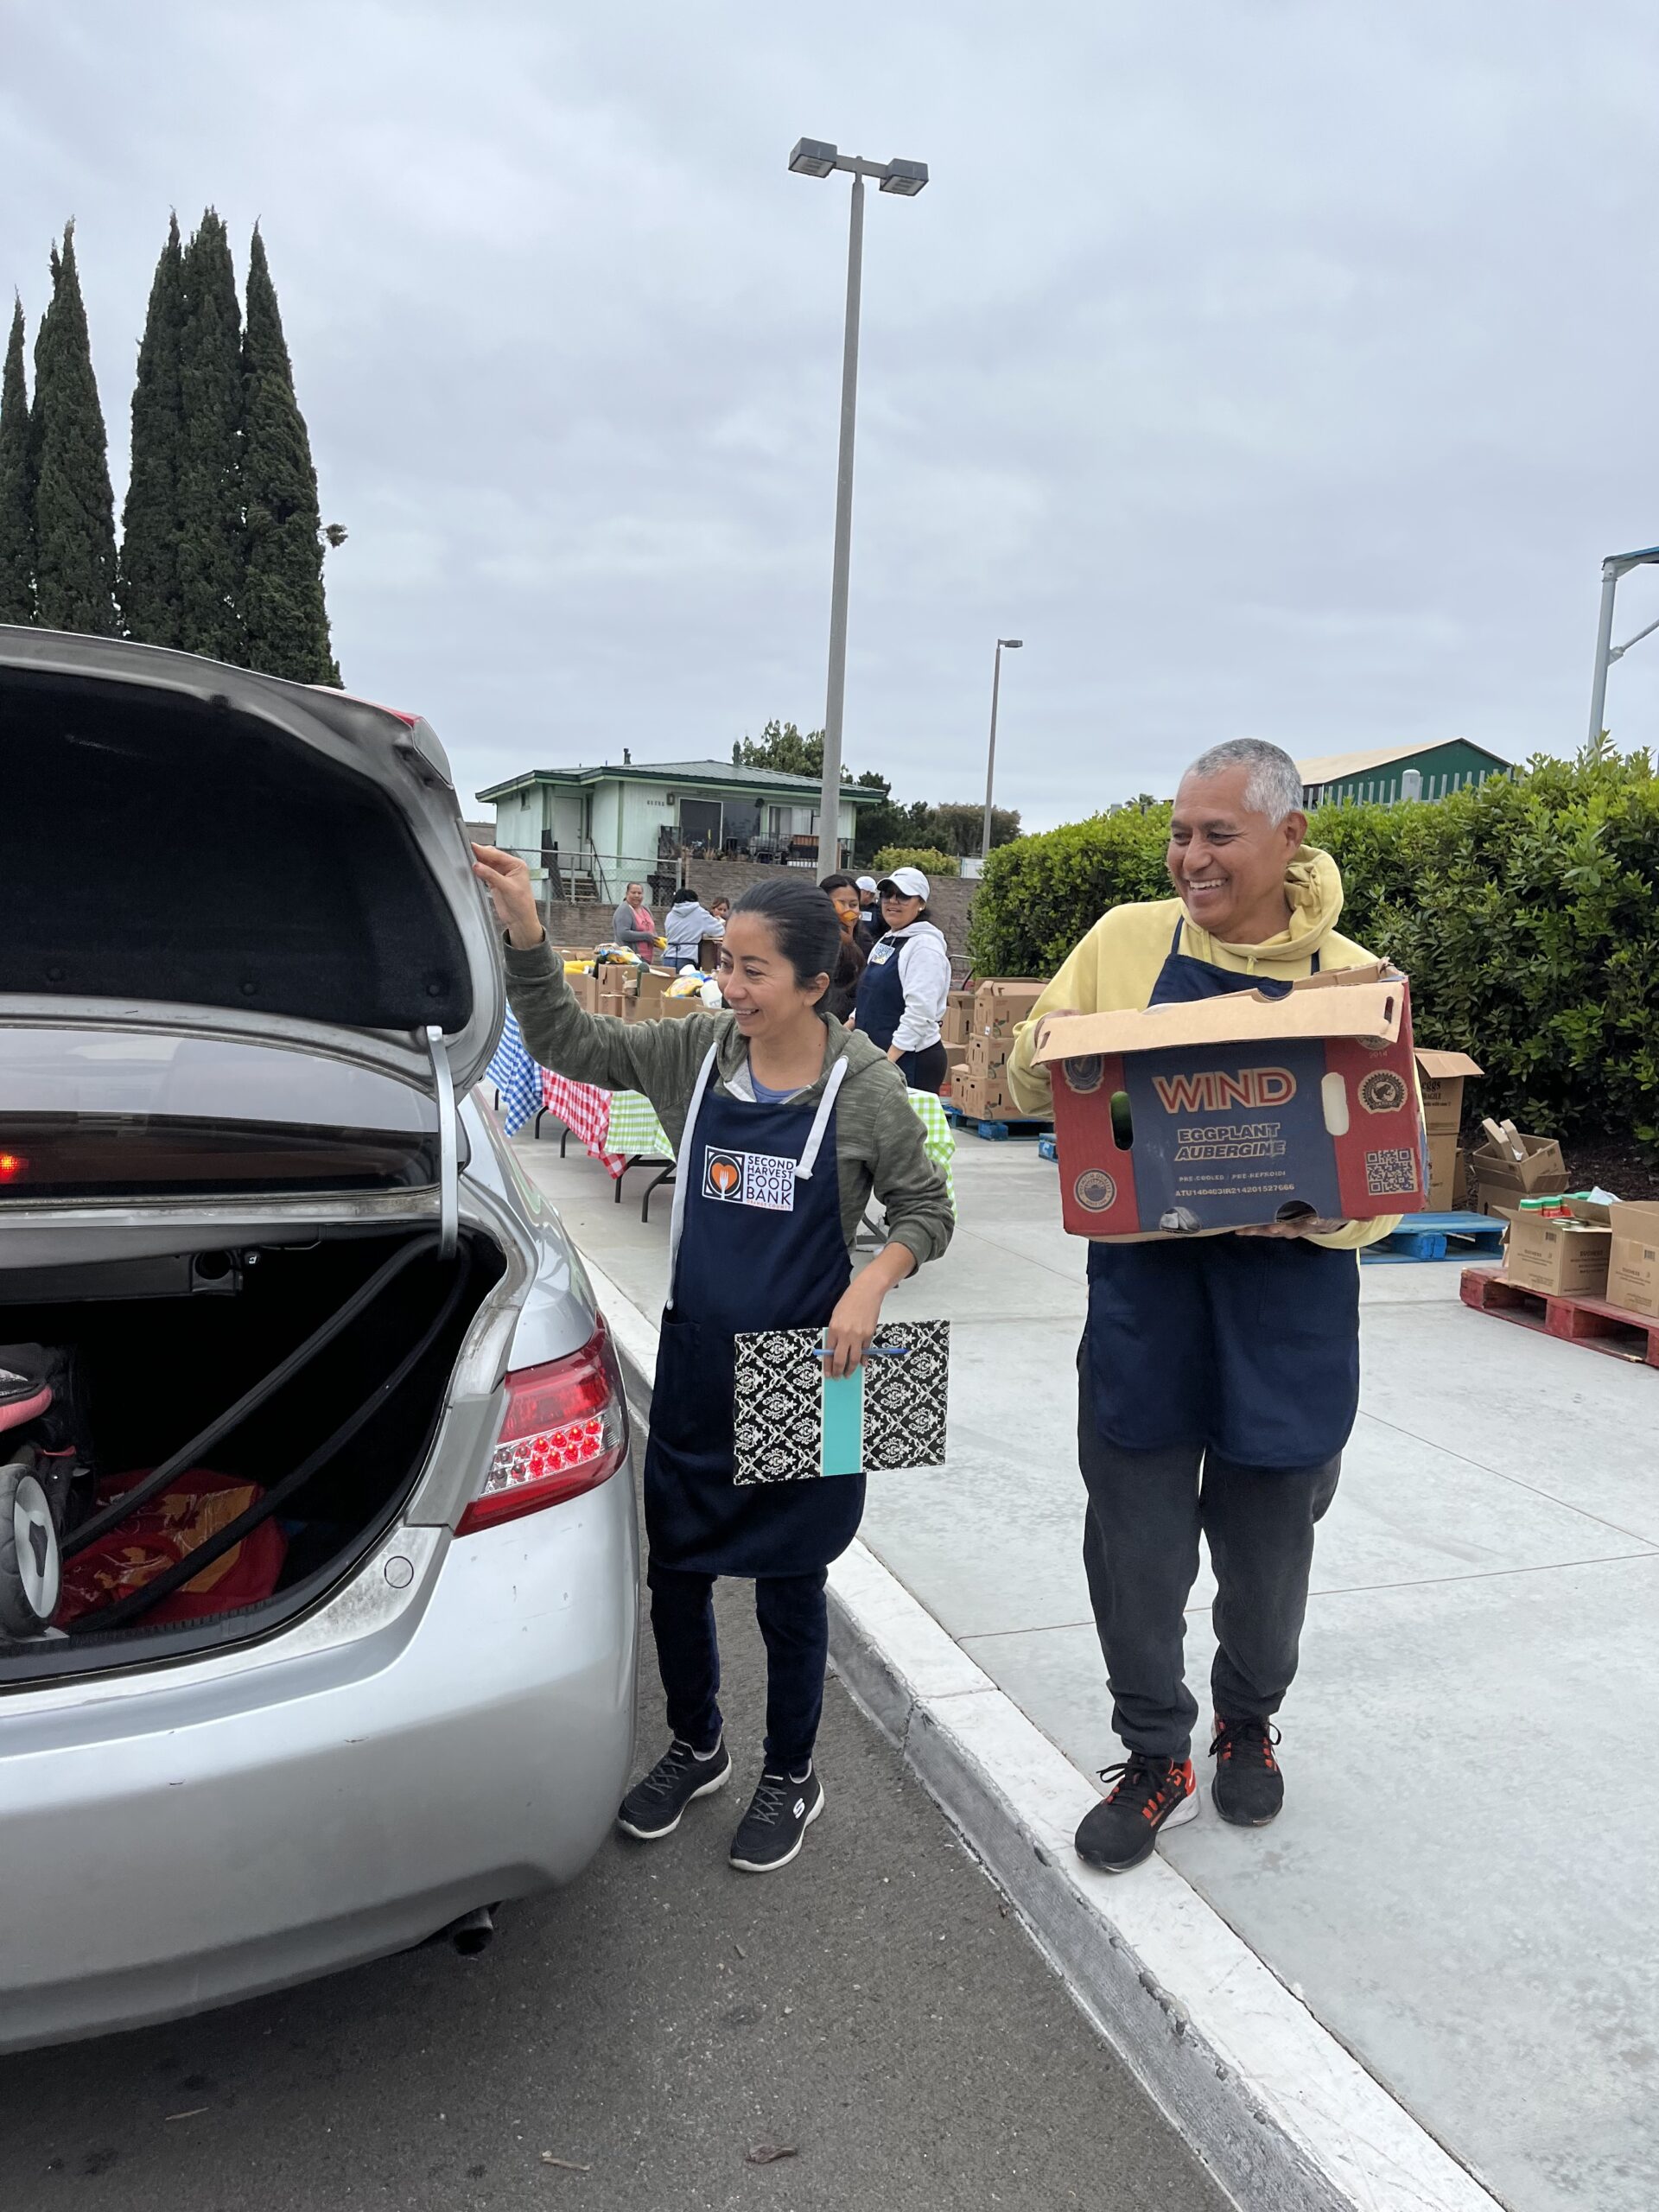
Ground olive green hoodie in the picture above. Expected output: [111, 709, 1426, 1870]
[501, 939, 954, 1271]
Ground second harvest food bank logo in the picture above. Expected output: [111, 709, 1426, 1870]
[702, 1147, 797, 1211]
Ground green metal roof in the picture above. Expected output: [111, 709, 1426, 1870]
[475, 759, 881, 807]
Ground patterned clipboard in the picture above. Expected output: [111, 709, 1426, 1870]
[732, 1320, 950, 1485]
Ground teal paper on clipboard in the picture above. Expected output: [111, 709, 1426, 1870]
[731, 1321, 950, 1485]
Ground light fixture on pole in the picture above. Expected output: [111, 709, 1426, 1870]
[1587, 543, 1659, 746]
[982, 639, 1022, 865]
[788, 137, 930, 868]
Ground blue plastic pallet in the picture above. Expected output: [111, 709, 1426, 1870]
[1360, 1211, 1508, 1264]
[1037, 1133, 1058, 1162]
[943, 1105, 1053, 1143]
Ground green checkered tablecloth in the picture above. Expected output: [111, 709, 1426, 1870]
[602, 1085, 955, 1212]
[605, 1090, 673, 1160]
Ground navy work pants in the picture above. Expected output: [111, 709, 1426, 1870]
[646, 1559, 829, 1775]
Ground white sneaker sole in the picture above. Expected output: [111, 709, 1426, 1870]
[729, 1786, 825, 1874]
[616, 1758, 732, 1840]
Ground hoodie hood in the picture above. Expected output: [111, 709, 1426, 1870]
[1198, 846, 1346, 973]
[885, 918, 950, 953]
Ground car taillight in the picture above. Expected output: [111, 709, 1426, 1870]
[456, 1318, 629, 1535]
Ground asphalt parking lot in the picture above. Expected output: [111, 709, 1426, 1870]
[2, 1535, 1227, 2212]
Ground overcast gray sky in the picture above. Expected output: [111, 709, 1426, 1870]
[7, 0, 1659, 828]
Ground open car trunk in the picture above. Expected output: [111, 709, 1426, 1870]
[0, 1227, 505, 1683]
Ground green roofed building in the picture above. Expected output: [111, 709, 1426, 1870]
[1297, 739, 1510, 809]
[476, 757, 882, 902]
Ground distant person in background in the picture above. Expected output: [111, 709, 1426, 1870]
[612, 882, 659, 957]
[852, 867, 951, 1092]
[664, 886, 727, 969]
[817, 872, 868, 1024]
[709, 896, 732, 925]
[855, 877, 880, 949]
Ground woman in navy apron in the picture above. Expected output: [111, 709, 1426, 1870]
[474, 855, 953, 1878]
[852, 868, 951, 1091]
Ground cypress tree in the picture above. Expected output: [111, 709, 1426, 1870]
[175, 209, 245, 663]
[31, 224, 118, 637]
[0, 297, 34, 624]
[118, 213, 186, 646]
[240, 226, 339, 683]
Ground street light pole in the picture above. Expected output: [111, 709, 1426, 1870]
[788, 138, 928, 871]
[818, 172, 864, 873]
[982, 638, 1021, 865]
[1586, 542, 1659, 747]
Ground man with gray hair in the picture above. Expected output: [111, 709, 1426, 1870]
[1005, 739, 1399, 1873]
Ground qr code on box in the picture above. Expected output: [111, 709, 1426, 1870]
[1363, 1147, 1420, 1198]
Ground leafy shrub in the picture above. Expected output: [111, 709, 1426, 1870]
[871, 845, 959, 879]
[967, 746, 1659, 1144]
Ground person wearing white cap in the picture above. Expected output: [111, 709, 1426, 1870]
[853, 876, 880, 948]
[851, 866, 952, 1092]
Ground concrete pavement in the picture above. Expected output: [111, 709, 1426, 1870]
[520, 1115, 1659, 2212]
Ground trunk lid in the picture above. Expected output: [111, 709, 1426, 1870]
[0, 628, 502, 1098]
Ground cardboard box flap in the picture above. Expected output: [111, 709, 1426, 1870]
[1032, 968, 1405, 1065]
[1415, 1049, 1483, 1079]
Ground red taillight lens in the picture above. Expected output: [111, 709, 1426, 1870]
[457, 1318, 629, 1535]
[0, 1152, 28, 1184]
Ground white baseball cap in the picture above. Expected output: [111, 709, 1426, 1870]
[878, 866, 930, 901]
[856, 875, 878, 893]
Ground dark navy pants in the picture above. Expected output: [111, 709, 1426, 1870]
[1078, 1357, 1339, 1761]
[646, 1559, 829, 1774]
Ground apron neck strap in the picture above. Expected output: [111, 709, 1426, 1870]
[796, 1055, 849, 1181]
[1171, 915, 1184, 955]
[667, 1041, 721, 1293]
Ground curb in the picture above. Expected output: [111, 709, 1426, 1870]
[582, 1249, 1502, 2212]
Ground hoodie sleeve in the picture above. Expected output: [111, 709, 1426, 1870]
[891, 928, 952, 1053]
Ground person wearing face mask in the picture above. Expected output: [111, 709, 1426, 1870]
[817, 872, 868, 1023]
[850, 868, 952, 1094]
[1004, 740, 1401, 1876]
[472, 849, 952, 1876]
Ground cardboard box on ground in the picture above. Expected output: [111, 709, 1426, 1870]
[1033, 963, 1426, 1238]
[1471, 1120, 1570, 1220]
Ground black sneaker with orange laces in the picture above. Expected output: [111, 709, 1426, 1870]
[1209, 1715, 1284, 1826]
[1074, 1752, 1198, 1872]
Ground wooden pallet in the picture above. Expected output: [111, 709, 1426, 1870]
[1361, 1211, 1509, 1264]
[943, 1106, 1053, 1143]
[1459, 1268, 1659, 1367]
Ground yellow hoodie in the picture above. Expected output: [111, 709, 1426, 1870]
[1004, 848, 1397, 1252]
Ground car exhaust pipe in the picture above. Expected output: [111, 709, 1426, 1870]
[431, 1904, 496, 1957]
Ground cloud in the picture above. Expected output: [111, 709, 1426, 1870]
[5, 0, 1659, 829]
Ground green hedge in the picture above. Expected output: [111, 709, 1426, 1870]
[871, 844, 959, 878]
[967, 746, 1659, 1143]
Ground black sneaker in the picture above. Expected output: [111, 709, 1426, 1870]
[1209, 1715, 1284, 1827]
[616, 1738, 731, 1840]
[728, 1765, 824, 1874]
[1074, 1753, 1198, 1872]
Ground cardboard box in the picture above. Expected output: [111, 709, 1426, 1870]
[567, 972, 601, 1016]
[1415, 1049, 1482, 1137]
[597, 989, 628, 1020]
[1033, 963, 1425, 1238]
[951, 1072, 986, 1118]
[1427, 1131, 1464, 1211]
[943, 991, 975, 1048]
[1505, 1205, 1612, 1300]
[1606, 1201, 1659, 1319]
[975, 979, 1045, 1039]
[1471, 1123, 1569, 1215]
[658, 992, 719, 1020]
[966, 1034, 1013, 1078]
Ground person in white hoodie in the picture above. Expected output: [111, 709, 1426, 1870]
[851, 866, 952, 1091]
[663, 886, 726, 969]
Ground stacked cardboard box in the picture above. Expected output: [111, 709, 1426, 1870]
[1414, 1049, 1481, 1209]
[1607, 1203, 1659, 1318]
[1471, 1120, 1570, 1220]
[942, 991, 976, 1049]
[954, 980, 1046, 1120]
[1505, 1199, 1612, 1299]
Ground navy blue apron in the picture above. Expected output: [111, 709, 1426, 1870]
[854, 931, 935, 1085]
[643, 1045, 864, 1576]
[1082, 918, 1360, 1470]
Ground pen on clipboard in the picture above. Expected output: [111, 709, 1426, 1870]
[810, 1346, 909, 1359]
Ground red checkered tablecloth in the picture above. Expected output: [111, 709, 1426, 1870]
[542, 1072, 625, 1177]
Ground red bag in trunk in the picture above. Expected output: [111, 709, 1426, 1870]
[54, 1469, 288, 1628]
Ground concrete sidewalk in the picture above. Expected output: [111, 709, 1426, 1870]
[512, 1118, 1658, 2212]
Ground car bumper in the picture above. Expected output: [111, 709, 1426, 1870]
[0, 1471, 638, 2052]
